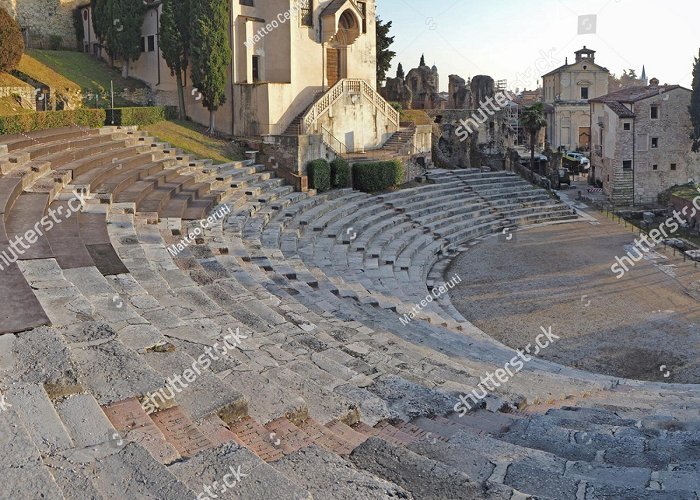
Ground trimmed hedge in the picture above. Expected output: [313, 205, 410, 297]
[0, 109, 106, 134]
[308, 159, 331, 192]
[105, 106, 176, 126]
[330, 157, 351, 188]
[352, 160, 405, 193]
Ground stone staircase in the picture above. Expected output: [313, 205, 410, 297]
[1, 127, 699, 499]
[344, 123, 418, 162]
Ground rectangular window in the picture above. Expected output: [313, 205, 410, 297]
[652, 164, 658, 170]
[623, 122, 631, 131]
[623, 160, 632, 170]
[637, 134, 648, 151]
[240, 0, 254, 6]
[252, 55, 260, 82]
[651, 137, 658, 148]
[671, 163, 677, 170]
[300, 0, 312, 27]
[580, 87, 589, 100]
[147, 35, 155, 52]
[358, 1, 367, 33]
[651, 105, 659, 119]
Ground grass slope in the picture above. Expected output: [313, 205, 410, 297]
[27, 50, 148, 106]
[17, 53, 80, 92]
[0, 72, 32, 88]
[143, 120, 245, 164]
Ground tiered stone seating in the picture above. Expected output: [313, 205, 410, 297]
[1, 127, 699, 499]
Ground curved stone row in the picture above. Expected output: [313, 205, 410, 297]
[0, 126, 698, 499]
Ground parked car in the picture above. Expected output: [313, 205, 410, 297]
[564, 151, 589, 173]
[563, 151, 585, 163]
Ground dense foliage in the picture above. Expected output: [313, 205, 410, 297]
[160, 0, 191, 119]
[352, 160, 404, 193]
[308, 159, 331, 192]
[0, 109, 106, 134]
[691, 50, 700, 153]
[330, 157, 351, 188]
[376, 17, 395, 86]
[105, 106, 176, 126]
[0, 7, 24, 72]
[190, 0, 231, 132]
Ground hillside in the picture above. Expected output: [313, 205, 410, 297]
[25, 50, 148, 107]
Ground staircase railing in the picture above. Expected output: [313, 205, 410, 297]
[321, 125, 348, 155]
[302, 79, 400, 135]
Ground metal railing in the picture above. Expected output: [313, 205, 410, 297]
[302, 79, 400, 134]
[321, 125, 347, 155]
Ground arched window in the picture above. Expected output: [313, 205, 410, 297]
[335, 10, 359, 45]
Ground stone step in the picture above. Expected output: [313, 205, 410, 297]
[273, 445, 411, 499]
[150, 406, 215, 457]
[168, 442, 310, 498]
[6, 383, 74, 455]
[102, 396, 180, 464]
[0, 404, 65, 497]
[264, 416, 316, 455]
[228, 416, 285, 462]
[349, 437, 490, 499]
[296, 417, 357, 456]
[55, 393, 118, 448]
[141, 349, 247, 422]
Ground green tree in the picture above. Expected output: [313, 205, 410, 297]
[691, 49, 700, 153]
[108, 0, 146, 77]
[376, 16, 395, 86]
[521, 103, 547, 174]
[190, 0, 231, 133]
[160, 0, 191, 119]
[91, 0, 108, 44]
[396, 62, 404, 80]
[72, 8, 85, 50]
[420, 54, 425, 67]
[0, 7, 24, 72]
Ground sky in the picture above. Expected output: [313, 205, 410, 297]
[376, 0, 699, 93]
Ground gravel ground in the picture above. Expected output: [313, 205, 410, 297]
[447, 215, 700, 384]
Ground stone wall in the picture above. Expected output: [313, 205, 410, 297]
[405, 65, 440, 110]
[0, 86, 34, 105]
[1, 0, 81, 49]
[670, 194, 700, 229]
[447, 75, 469, 109]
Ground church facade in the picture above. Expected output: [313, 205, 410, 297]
[76, 0, 402, 172]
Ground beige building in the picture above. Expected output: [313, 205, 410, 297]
[542, 46, 609, 152]
[78, 0, 408, 172]
[590, 79, 696, 206]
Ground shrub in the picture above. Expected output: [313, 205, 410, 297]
[0, 109, 106, 134]
[308, 159, 331, 192]
[48, 35, 63, 50]
[0, 7, 24, 72]
[330, 157, 351, 188]
[72, 9, 85, 50]
[389, 101, 402, 112]
[352, 160, 405, 193]
[105, 106, 176, 126]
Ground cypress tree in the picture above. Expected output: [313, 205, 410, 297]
[190, 0, 231, 133]
[691, 49, 700, 153]
[160, 0, 191, 119]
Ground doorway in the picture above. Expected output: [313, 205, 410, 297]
[327, 48, 341, 87]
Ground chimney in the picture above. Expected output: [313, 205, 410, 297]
[649, 77, 659, 87]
